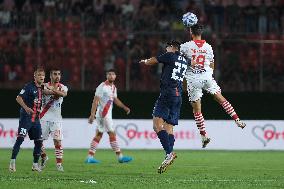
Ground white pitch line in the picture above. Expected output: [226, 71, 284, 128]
[180, 179, 277, 182]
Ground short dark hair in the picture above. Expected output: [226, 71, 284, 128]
[50, 68, 61, 75]
[106, 68, 116, 73]
[191, 24, 204, 36]
[166, 40, 181, 50]
[34, 67, 45, 75]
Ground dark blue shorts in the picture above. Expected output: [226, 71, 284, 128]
[18, 114, 42, 140]
[152, 94, 182, 126]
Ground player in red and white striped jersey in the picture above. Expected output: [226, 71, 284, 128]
[85, 69, 132, 164]
[180, 24, 246, 148]
[40, 68, 68, 171]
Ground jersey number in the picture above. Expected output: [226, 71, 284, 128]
[192, 54, 205, 68]
[171, 62, 187, 81]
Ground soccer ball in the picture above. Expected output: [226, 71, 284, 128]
[182, 12, 198, 27]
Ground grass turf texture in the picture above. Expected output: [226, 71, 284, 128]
[0, 149, 284, 189]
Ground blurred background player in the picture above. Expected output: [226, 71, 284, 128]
[39, 68, 68, 171]
[139, 40, 188, 174]
[85, 69, 132, 164]
[9, 68, 46, 172]
[180, 24, 246, 148]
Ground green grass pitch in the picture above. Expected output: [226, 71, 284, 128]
[0, 149, 284, 189]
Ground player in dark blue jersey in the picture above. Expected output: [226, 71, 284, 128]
[9, 68, 48, 172]
[140, 40, 188, 174]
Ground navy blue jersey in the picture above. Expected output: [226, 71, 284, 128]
[18, 81, 43, 122]
[156, 52, 188, 96]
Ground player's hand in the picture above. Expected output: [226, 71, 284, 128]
[44, 83, 54, 91]
[124, 107, 130, 115]
[24, 107, 34, 115]
[88, 115, 95, 124]
[139, 59, 147, 64]
[191, 60, 197, 67]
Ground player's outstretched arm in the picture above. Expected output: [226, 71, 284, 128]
[16, 96, 34, 115]
[139, 57, 158, 66]
[44, 83, 67, 97]
[88, 96, 100, 124]
[114, 97, 130, 115]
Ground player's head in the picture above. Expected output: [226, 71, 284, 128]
[34, 67, 45, 85]
[190, 23, 204, 38]
[50, 68, 61, 83]
[106, 69, 116, 83]
[166, 40, 181, 53]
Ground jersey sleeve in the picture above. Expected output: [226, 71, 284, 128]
[114, 87, 117, 98]
[95, 83, 104, 98]
[156, 52, 172, 64]
[207, 45, 214, 63]
[18, 84, 30, 99]
[61, 85, 68, 93]
[180, 42, 191, 60]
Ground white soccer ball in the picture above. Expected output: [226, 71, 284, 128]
[182, 12, 198, 27]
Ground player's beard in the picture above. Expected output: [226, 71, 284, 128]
[108, 78, 115, 83]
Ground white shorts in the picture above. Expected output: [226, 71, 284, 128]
[40, 120, 63, 140]
[186, 76, 221, 102]
[96, 117, 114, 133]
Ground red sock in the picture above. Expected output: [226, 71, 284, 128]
[88, 138, 100, 156]
[55, 145, 63, 164]
[221, 100, 239, 120]
[109, 135, 121, 154]
[194, 112, 207, 136]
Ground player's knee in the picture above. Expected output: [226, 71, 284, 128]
[53, 139, 61, 146]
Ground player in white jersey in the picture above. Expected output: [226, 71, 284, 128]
[39, 68, 68, 171]
[180, 24, 246, 148]
[85, 69, 133, 164]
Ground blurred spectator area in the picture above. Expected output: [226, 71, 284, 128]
[0, 0, 284, 92]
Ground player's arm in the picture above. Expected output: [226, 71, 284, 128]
[113, 97, 130, 115]
[44, 84, 67, 97]
[88, 96, 100, 124]
[16, 96, 34, 115]
[139, 57, 158, 66]
[209, 61, 214, 69]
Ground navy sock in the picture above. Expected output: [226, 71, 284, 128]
[157, 130, 171, 154]
[33, 140, 42, 163]
[169, 134, 175, 153]
[11, 137, 24, 159]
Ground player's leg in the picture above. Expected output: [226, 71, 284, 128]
[191, 100, 210, 148]
[164, 123, 175, 153]
[187, 79, 210, 148]
[164, 95, 182, 153]
[213, 93, 246, 128]
[29, 121, 43, 172]
[53, 139, 64, 171]
[10, 116, 30, 172]
[39, 120, 50, 170]
[152, 95, 171, 156]
[105, 118, 132, 163]
[85, 119, 103, 164]
[205, 77, 246, 129]
[154, 95, 179, 174]
[47, 121, 64, 171]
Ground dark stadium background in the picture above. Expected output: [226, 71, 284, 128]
[0, 0, 283, 120]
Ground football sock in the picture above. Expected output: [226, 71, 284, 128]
[220, 100, 239, 120]
[11, 137, 24, 159]
[157, 130, 171, 154]
[194, 112, 207, 136]
[33, 140, 42, 163]
[109, 135, 121, 155]
[168, 134, 175, 153]
[88, 137, 100, 157]
[55, 144, 63, 164]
